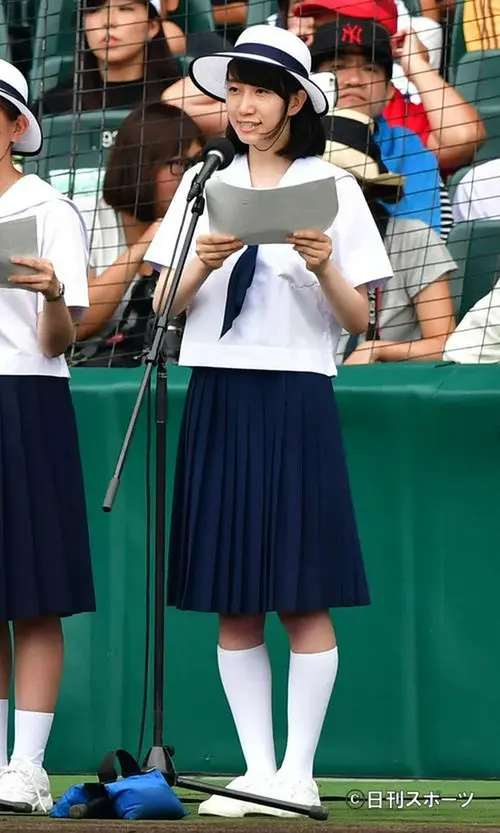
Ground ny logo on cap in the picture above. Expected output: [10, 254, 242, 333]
[341, 23, 363, 45]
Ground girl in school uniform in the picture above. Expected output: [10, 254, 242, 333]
[146, 24, 393, 817]
[0, 60, 95, 813]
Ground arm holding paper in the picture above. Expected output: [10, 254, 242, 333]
[0, 208, 88, 358]
[9, 255, 75, 358]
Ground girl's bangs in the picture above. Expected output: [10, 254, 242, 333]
[227, 58, 298, 98]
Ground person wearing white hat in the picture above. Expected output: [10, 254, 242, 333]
[146, 23, 393, 817]
[0, 60, 95, 814]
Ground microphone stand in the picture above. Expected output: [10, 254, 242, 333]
[101, 185, 328, 822]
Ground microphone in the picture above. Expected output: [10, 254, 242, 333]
[187, 137, 235, 202]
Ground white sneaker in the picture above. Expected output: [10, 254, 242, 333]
[0, 759, 53, 813]
[270, 774, 321, 818]
[198, 774, 277, 818]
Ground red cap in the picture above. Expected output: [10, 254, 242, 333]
[293, 0, 398, 36]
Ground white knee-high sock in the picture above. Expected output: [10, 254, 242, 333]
[0, 700, 8, 767]
[217, 644, 277, 779]
[12, 710, 54, 768]
[279, 647, 339, 782]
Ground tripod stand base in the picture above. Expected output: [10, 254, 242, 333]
[142, 745, 328, 819]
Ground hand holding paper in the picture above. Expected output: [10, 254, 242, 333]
[9, 255, 60, 299]
[196, 234, 244, 270]
[286, 230, 333, 274]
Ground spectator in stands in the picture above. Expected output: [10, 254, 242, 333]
[290, 0, 486, 172]
[37, 0, 179, 115]
[326, 110, 457, 363]
[452, 159, 500, 221]
[70, 101, 203, 366]
[310, 17, 444, 234]
[282, 0, 443, 79]
[36, 0, 226, 138]
[443, 277, 500, 362]
[0, 59, 94, 813]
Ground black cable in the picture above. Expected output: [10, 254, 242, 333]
[137, 379, 153, 764]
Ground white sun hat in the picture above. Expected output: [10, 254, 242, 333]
[188, 24, 329, 116]
[0, 59, 42, 156]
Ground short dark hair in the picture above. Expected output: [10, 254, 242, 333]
[225, 58, 325, 160]
[103, 102, 203, 222]
[0, 97, 21, 122]
[77, 0, 179, 110]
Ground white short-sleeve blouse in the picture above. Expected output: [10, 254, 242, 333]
[0, 175, 89, 378]
[146, 155, 393, 377]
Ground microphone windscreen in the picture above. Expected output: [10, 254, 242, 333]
[202, 137, 235, 170]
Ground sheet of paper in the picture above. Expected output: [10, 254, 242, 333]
[0, 216, 39, 288]
[205, 176, 339, 245]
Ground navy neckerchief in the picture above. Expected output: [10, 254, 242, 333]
[220, 244, 258, 338]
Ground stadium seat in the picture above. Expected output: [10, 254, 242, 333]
[401, 0, 422, 15]
[246, 0, 278, 25]
[446, 220, 500, 321]
[170, 0, 216, 34]
[446, 0, 466, 84]
[22, 110, 131, 198]
[454, 50, 500, 113]
[453, 52, 500, 163]
[474, 111, 500, 163]
[0, 1, 12, 62]
[446, 165, 471, 205]
[29, 0, 77, 101]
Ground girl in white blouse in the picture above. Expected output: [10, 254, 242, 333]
[147, 24, 392, 818]
[0, 60, 94, 815]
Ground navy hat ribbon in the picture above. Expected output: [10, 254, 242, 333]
[230, 43, 309, 79]
[0, 80, 27, 107]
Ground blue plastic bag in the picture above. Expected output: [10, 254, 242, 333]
[104, 769, 188, 820]
[50, 750, 188, 821]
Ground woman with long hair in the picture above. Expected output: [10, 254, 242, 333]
[36, 0, 227, 138]
[37, 0, 179, 115]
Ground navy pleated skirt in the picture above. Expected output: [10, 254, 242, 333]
[0, 375, 96, 622]
[168, 367, 369, 614]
